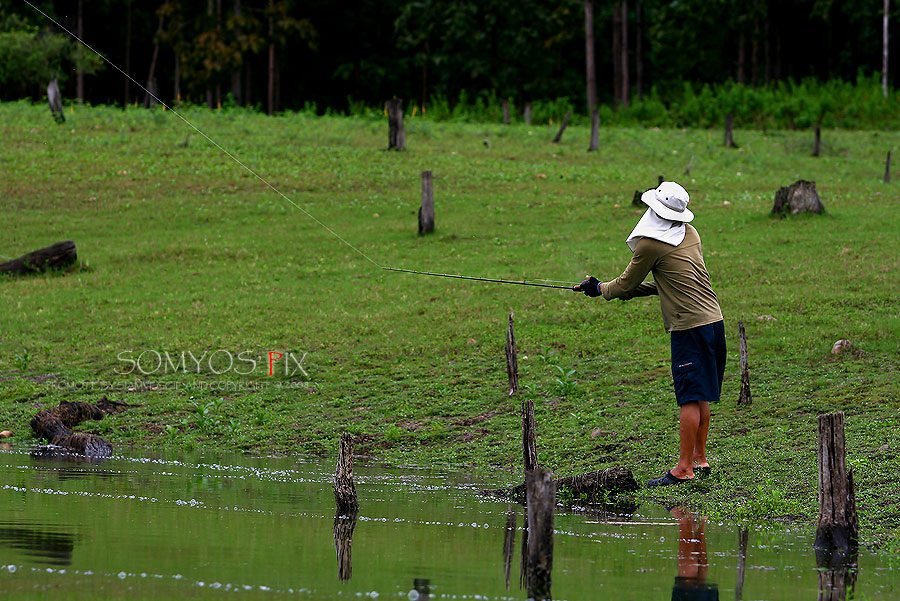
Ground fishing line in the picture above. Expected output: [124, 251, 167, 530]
[27, 0, 577, 290]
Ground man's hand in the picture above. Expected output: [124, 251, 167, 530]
[576, 275, 602, 297]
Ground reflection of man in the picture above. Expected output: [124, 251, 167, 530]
[669, 506, 719, 601]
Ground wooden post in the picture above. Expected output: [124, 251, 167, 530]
[333, 513, 357, 581]
[588, 109, 600, 152]
[816, 561, 858, 601]
[1, 240, 77, 276]
[737, 320, 752, 406]
[584, 1, 597, 113]
[386, 98, 406, 151]
[725, 114, 738, 148]
[684, 154, 694, 176]
[735, 528, 748, 600]
[523, 103, 532, 125]
[522, 399, 537, 473]
[525, 468, 555, 601]
[334, 432, 359, 515]
[815, 412, 859, 555]
[813, 125, 822, 157]
[47, 80, 65, 124]
[502, 507, 516, 590]
[502, 99, 510, 124]
[506, 312, 519, 396]
[418, 170, 435, 235]
[551, 110, 571, 143]
[885, 150, 891, 184]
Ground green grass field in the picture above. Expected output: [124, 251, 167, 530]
[1, 101, 898, 549]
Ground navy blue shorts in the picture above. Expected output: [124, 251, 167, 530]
[670, 320, 726, 406]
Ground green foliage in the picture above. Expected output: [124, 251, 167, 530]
[552, 365, 577, 397]
[12, 348, 30, 372]
[0, 29, 102, 97]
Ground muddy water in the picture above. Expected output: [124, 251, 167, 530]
[0, 447, 894, 600]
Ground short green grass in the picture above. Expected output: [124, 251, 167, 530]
[1, 101, 898, 550]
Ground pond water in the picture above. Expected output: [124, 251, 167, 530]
[0, 446, 894, 600]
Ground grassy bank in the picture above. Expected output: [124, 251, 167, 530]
[1, 101, 898, 550]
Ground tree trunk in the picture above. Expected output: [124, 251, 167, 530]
[612, 3, 622, 111]
[125, 0, 132, 106]
[725, 114, 738, 148]
[76, 0, 84, 103]
[525, 469, 554, 601]
[737, 320, 752, 406]
[418, 170, 435, 234]
[815, 412, 859, 557]
[620, 0, 629, 108]
[506, 312, 518, 396]
[0, 240, 76, 275]
[551, 110, 571, 143]
[502, 99, 510, 124]
[386, 98, 406, 150]
[30, 397, 133, 458]
[737, 32, 746, 84]
[174, 54, 181, 102]
[267, 0, 275, 115]
[635, 0, 643, 98]
[884, 0, 890, 98]
[231, 0, 242, 105]
[584, 1, 597, 112]
[588, 109, 599, 151]
[143, 16, 164, 108]
[523, 103, 532, 125]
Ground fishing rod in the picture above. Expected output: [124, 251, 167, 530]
[381, 267, 579, 290]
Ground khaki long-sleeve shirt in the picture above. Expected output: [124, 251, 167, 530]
[601, 224, 723, 332]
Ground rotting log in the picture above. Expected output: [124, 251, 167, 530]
[815, 412, 859, 558]
[588, 110, 599, 152]
[488, 466, 639, 505]
[522, 399, 537, 473]
[505, 312, 518, 396]
[333, 513, 357, 581]
[386, 98, 406, 151]
[525, 468, 554, 601]
[772, 180, 825, 215]
[418, 170, 435, 235]
[551, 110, 571, 143]
[0, 240, 77, 276]
[30, 397, 133, 458]
[334, 432, 359, 515]
[737, 320, 752, 406]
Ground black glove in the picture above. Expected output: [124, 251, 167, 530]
[578, 276, 601, 297]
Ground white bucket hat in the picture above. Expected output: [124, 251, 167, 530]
[640, 181, 694, 223]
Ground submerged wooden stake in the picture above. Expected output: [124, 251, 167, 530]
[506, 312, 519, 396]
[815, 412, 858, 556]
[525, 468, 555, 601]
[551, 110, 571, 143]
[418, 170, 435, 235]
[334, 433, 359, 515]
[737, 320, 752, 406]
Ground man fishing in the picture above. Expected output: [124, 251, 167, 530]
[576, 181, 725, 487]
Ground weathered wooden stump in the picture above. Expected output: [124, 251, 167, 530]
[813, 125, 822, 157]
[525, 468, 555, 601]
[522, 398, 537, 472]
[418, 170, 435, 235]
[333, 513, 357, 581]
[489, 466, 638, 504]
[588, 110, 599, 152]
[885, 150, 892, 184]
[502, 99, 510, 125]
[505, 312, 519, 396]
[737, 320, 752, 406]
[523, 103, 532, 125]
[1, 240, 77, 276]
[334, 432, 359, 515]
[385, 98, 405, 151]
[724, 114, 738, 148]
[772, 180, 825, 215]
[47, 79, 65, 123]
[551, 110, 571, 143]
[30, 397, 133, 458]
[815, 412, 858, 557]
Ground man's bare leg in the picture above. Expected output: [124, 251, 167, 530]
[693, 401, 710, 468]
[671, 402, 699, 480]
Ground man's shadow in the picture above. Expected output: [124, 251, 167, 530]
[669, 506, 719, 601]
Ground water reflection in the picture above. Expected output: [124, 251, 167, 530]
[816, 546, 858, 601]
[333, 512, 357, 581]
[0, 522, 75, 566]
[669, 506, 719, 601]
